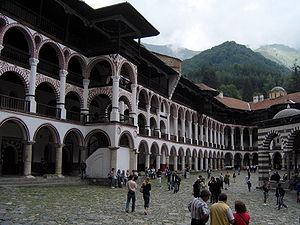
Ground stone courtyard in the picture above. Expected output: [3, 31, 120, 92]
[0, 171, 299, 225]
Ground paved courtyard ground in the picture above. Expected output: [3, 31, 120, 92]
[0, 171, 299, 225]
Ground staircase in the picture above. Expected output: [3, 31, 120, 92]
[0, 176, 88, 187]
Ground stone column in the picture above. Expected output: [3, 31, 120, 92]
[156, 155, 161, 170]
[27, 58, 39, 113]
[282, 155, 285, 169]
[249, 129, 253, 148]
[167, 113, 171, 140]
[145, 154, 150, 169]
[181, 118, 185, 141]
[80, 146, 87, 162]
[222, 131, 225, 147]
[188, 156, 192, 170]
[181, 155, 185, 170]
[188, 120, 193, 139]
[205, 158, 209, 170]
[130, 84, 138, 126]
[214, 129, 217, 146]
[146, 105, 151, 135]
[24, 142, 34, 177]
[173, 155, 178, 171]
[110, 75, 120, 121]
[199, 157, 203, 170]
[231, 158, 234, 167]
[194, 122, 199, 145]
[210, 127, 213, 146]
[218, 130, 221, 147]
[194, 157, 198, 170]
[205, 126, 209, 144]
[156, 108, 161, 138]
[81, 79, 90, 118]
[55, 144, 64, 177]
[174, 116, 178, 141]
[166, 156, 170, 168]
[200, 124, 204, 144]
[258, 151, 271, 186]
[240, 128, 244, 150]
[231, 127, 235, 150]
[58, 69, 68, 119]
[130, 149, 138, 171]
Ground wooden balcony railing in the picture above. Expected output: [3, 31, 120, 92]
[36, 103, 61, 119]
[139, 128, 149, 136]
[0, 94, 29, 112]
[120, 114, 134, 126]
[0, 45, 30, 69]
[119, 77, 132, 92]
[83, 113, 110, 123]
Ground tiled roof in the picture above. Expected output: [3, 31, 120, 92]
[215, 96, 250, 110]
[196, 83, 216, 91]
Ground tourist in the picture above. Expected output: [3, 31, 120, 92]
[219, 173, 224, 189]
[210, 193, 235, 225]
[215, 178, 222, 202]
[233, 200, 250, 225]
[207, 169, 211, 179]
[262, 180, 270, 205]
[208, 177, 217, 203]
[199, 177, 206, 192]
[80, 160, 87, 179]
[108, 168, 116, 188]
[188, 189, 211, 225]
[165, 167, 172, 190]
[121, 170, 127, 185]
[193, 176, 202, 198]
[171, 172, 181, 193]
[156, 169, 162, 186]
[246, 178, 251, 192]
[233, 171, 236, 183]
[125, 175, 137, 213]
[141, 177, 151, 215]
[224, 174, 230, 190]
[276, 183, 288, 210]
[247, 168, 251, 179]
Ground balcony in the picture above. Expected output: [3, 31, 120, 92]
[170, 135, 177, 141]
[37, 59, 60, 80]
[161, 133, 168, 140]
[150, 130, 159, 138]
[138, 102, 147, 111]
[186, 138, 191, 144]
[139, 128, 149, 136]
[84, 113, 110, 123]
[150, 106, 158, 114]
[66, 110, 82, 123]
[120, 114, 134, 126]
[193, 140, 198, 145]
[179, 137, 184, 143]
[119, 77, 132, 92]
[0, 94, 30, 112]
[36, 103, 61, 119]
[0, 45, 30, 69]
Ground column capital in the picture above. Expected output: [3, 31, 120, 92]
[83, 79, 90, 86]
[112, 75, 120, 82]
[29, 57, 39, 66]
[109, 146, 120, 150]
[23, 141, 35, 145]
[59, 69, 68, 78]
[131, 83, 138, 90]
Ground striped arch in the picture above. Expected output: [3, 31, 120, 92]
[186, 148, 191, 156]
[86, 56, 116, 78]
[161, 143, 169, 156]
[261, 130, 282, 150]
[33, 123, 61, 144]
[119, 93, 132, 111]
[87, 87, 112, 107]
[84, 129, 111, 147]
[198, 149, 203, 158]
[37, 39, 65, 69]
[138, 140, 149, 154]
[150, 142, 160, 155]
[119, 131, 135, 149]
[118, 60, 137, 84]
[66, 52, 88, 74]
[178, 147, 185, 156]
[0, 22, 35, 56]
[285, 126, 300, 151]
[65, 86, 84, 108]
[0, 117, 30, 141]
[170, 146, 177, 156]
[35, 78, 60, 102]
[63, 128, 84, 147]
[0, 66, 30, 94]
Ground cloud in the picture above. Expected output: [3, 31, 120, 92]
[84, 0, 300, 51]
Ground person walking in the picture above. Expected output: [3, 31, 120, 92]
[141, 177, 151, 215]
[125, 175, 137, 213]
[233, 171, 236, 183]
[210, 193, 235, 225]
[262, 180, 270, 205]
[219, 173, 224, 189]
[156, 169, 162, 187]
[224, 174, 230, 190]
[246, 178, 251, 192]
[193, 176, 202, 198]
[233, 200, 250, 225]
[277, 183, 288, 210]
[208, 177, 217, 203]
[188, 189, 211, 225]
[80, 160, 87, 179]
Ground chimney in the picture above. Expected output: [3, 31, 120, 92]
[259, 94, 264, 102]
[253, 96, 258, 103]
[219, 92, 223, 99]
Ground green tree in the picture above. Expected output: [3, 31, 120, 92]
[218, 84, 242, 99]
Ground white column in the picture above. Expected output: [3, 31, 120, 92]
[58, 69, 68, 119]
[240, 128, 244, 150]
[222, 131, 225, 147]
[55, 144, 64, 177]
[130, 84, 138, 126]
[194, 122, 199, 144]
[231, 158, 234, 167]
[167, 113, 171, 139]
[199, 157, 203, 170]
[81, 79, 90, 115]
[173, 155, 178, 171]
[27, 58, 39, 113]
[181, 118, 185, 141]
[145, 154, 150, 169]
[110, 75, 120, 121]
[200, 124, 204, 144]
[80, 146, 87, 162]
[166, 156, 170, 168]
[0, 45, 3, 54]
[205, 126, 209, 143]
[218, 131, 221, 146]
[214, 129, 217, 146]
[156, 155, 161, 170]
[205, 158, 209, 170]
[174, 116, 178, 141]
[156, 108, 161, 138]
[188, 156, 192, 169]
[231, 127, 235, 150]
[119, 101, 125, 114]
[24, 142, 34, 177]
[146, 105, 151, 135]
[181, 155, 185, 170]
[188, 120, 192, 139]
[210, 127, 213, 146]
[194, 157, 198, 170]
[249, 129, 253, 148]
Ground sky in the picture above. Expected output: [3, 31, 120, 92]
[84, 0, 300, 51]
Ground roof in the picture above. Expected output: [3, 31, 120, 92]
[215, 96, 250, 111]
[196, 83, 216, 91]
[270, 86, 286, 92]
[273, 107, 300, 119]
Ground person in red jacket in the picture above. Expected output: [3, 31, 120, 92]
[233, 200, 250, 225]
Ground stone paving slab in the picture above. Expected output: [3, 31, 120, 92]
[0, 171, 299, 225]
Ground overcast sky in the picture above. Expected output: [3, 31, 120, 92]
[84, 0, 300, 51]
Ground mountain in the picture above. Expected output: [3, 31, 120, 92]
[182, 41, 291, 101]
[255, 44, 300, 69]
[142, 43, 200, 60]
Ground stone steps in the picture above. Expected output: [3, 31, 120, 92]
[0, 176, 88, 187]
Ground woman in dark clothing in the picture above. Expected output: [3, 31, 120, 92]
[142, 177, 152, 215]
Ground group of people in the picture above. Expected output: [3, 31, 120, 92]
[188, 191, 250, 225]
[108, 168, 138, 188]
